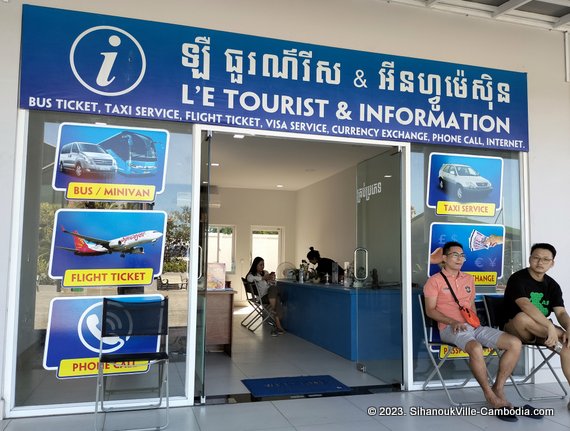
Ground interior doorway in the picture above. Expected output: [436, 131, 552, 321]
[199, 126, 407, 400]
[251, 227, 282, 273]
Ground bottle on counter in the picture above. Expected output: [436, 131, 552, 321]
[299, 268, 304, 283]
[344, 262, 351, 288]
[332, 262, 338, 284]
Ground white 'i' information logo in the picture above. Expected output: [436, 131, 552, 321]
[70, 26, 146, 96]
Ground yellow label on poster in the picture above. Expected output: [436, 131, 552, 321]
[439, 345, 496, 359]
[63, 268, 153, 287]
[58, 358, 149, 378]
[436, 201, 495, 217]
[466, 272, 497, 286]
[66, 182, 155, 202]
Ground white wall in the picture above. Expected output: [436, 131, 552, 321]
[296, 166, 357, 265]
[2, 0, 570, 405]
[208, 187, 297, 304]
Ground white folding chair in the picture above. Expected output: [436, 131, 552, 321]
[419, 294, 497, 406]
[483, 294, 567, 401]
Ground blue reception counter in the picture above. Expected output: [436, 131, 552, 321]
[277, 281, 404, 361]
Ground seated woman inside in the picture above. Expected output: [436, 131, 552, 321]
[306, 247, 344, 283]
[246, 257, 286, 336]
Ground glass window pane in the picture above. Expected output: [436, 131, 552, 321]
[16, 111, 192, 407]
[207, 224, 235, 272]
[411, 144, 524, 384]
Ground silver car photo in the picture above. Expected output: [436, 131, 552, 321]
[438, 163, 493, 201]
[58, 142, 117, 177]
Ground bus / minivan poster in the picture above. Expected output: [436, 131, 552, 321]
[52, 123, 169, 202]
[49, 209, 167, 287]
[426, 153, 503, 217]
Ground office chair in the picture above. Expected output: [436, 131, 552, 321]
[483, 294, 567, 401]
[418, 294, 498, 406]
[94, 296, 169, 431]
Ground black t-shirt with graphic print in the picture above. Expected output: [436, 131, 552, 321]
[504, 268, 564, 321]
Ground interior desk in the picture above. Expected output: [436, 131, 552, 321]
[277, 281, 403, 361]
[204, 289, 235, 356]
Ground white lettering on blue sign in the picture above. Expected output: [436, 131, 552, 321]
[20, 6, 529, 151]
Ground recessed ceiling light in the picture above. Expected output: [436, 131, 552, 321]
[210, 162, 220, 167]
[384, 175, 392, 178]
[233, 134, 245, 139]
[276, 184, 284, 188]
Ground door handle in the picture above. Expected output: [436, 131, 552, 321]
[198, 245, 203, 280]
[354, 247, 368, 282]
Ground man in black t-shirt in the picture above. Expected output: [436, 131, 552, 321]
[503, 243, 570, 407]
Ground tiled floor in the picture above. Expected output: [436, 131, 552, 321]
[2, 382, 570, 430]
[3, 306, 570, 430]
[204, 306, 388, 398]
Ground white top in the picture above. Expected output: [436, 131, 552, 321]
[247, 272, 269, 297]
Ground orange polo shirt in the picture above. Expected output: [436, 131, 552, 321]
[423, 268, 476, 331]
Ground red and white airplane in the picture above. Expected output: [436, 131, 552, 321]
[58, 227, 163, 257]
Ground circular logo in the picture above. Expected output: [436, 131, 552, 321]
[78, 302, 132, 354]
[70, 26, 146, 96]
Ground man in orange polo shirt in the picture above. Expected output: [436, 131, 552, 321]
[424, 241, 522, 410]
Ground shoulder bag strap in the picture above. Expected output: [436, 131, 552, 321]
[440, 271, 462, 308]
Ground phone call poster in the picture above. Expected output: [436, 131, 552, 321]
[49, 209, 167, 287]
[43, 296, 162, 378]
[428, 222, 505, 285]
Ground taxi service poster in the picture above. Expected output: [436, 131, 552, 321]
[43, 295, 163, 378]
[429, 222, 505, 285]
[49, 209, 167, 287]
[52, 123, 169, 202]
[426, 153, 503, 217]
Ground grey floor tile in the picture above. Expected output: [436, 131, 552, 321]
[295, 420, 391, 431]
[193, 402, 291, 431]
[272, 396, 377, 427]
[3, 413, 93, 431]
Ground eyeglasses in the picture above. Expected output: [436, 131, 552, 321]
[530, 256, 553, 263]
[446, 252, 466, 260]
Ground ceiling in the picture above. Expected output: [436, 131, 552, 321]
[385, 0, 570, 32]
[208, 132, 395, 191]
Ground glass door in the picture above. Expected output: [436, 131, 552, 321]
[355, 147, 403, 384]
[194, 130, 211, 402]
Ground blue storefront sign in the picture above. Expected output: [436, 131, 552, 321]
[20, 5, 529, 151]
[43, 295, 162, 378]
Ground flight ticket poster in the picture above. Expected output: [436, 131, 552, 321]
[49, 209, 167, 287]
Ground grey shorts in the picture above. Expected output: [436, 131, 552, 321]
[440, 324, 503, 351]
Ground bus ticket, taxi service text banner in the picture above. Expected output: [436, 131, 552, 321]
[20, 5, 529, 151]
